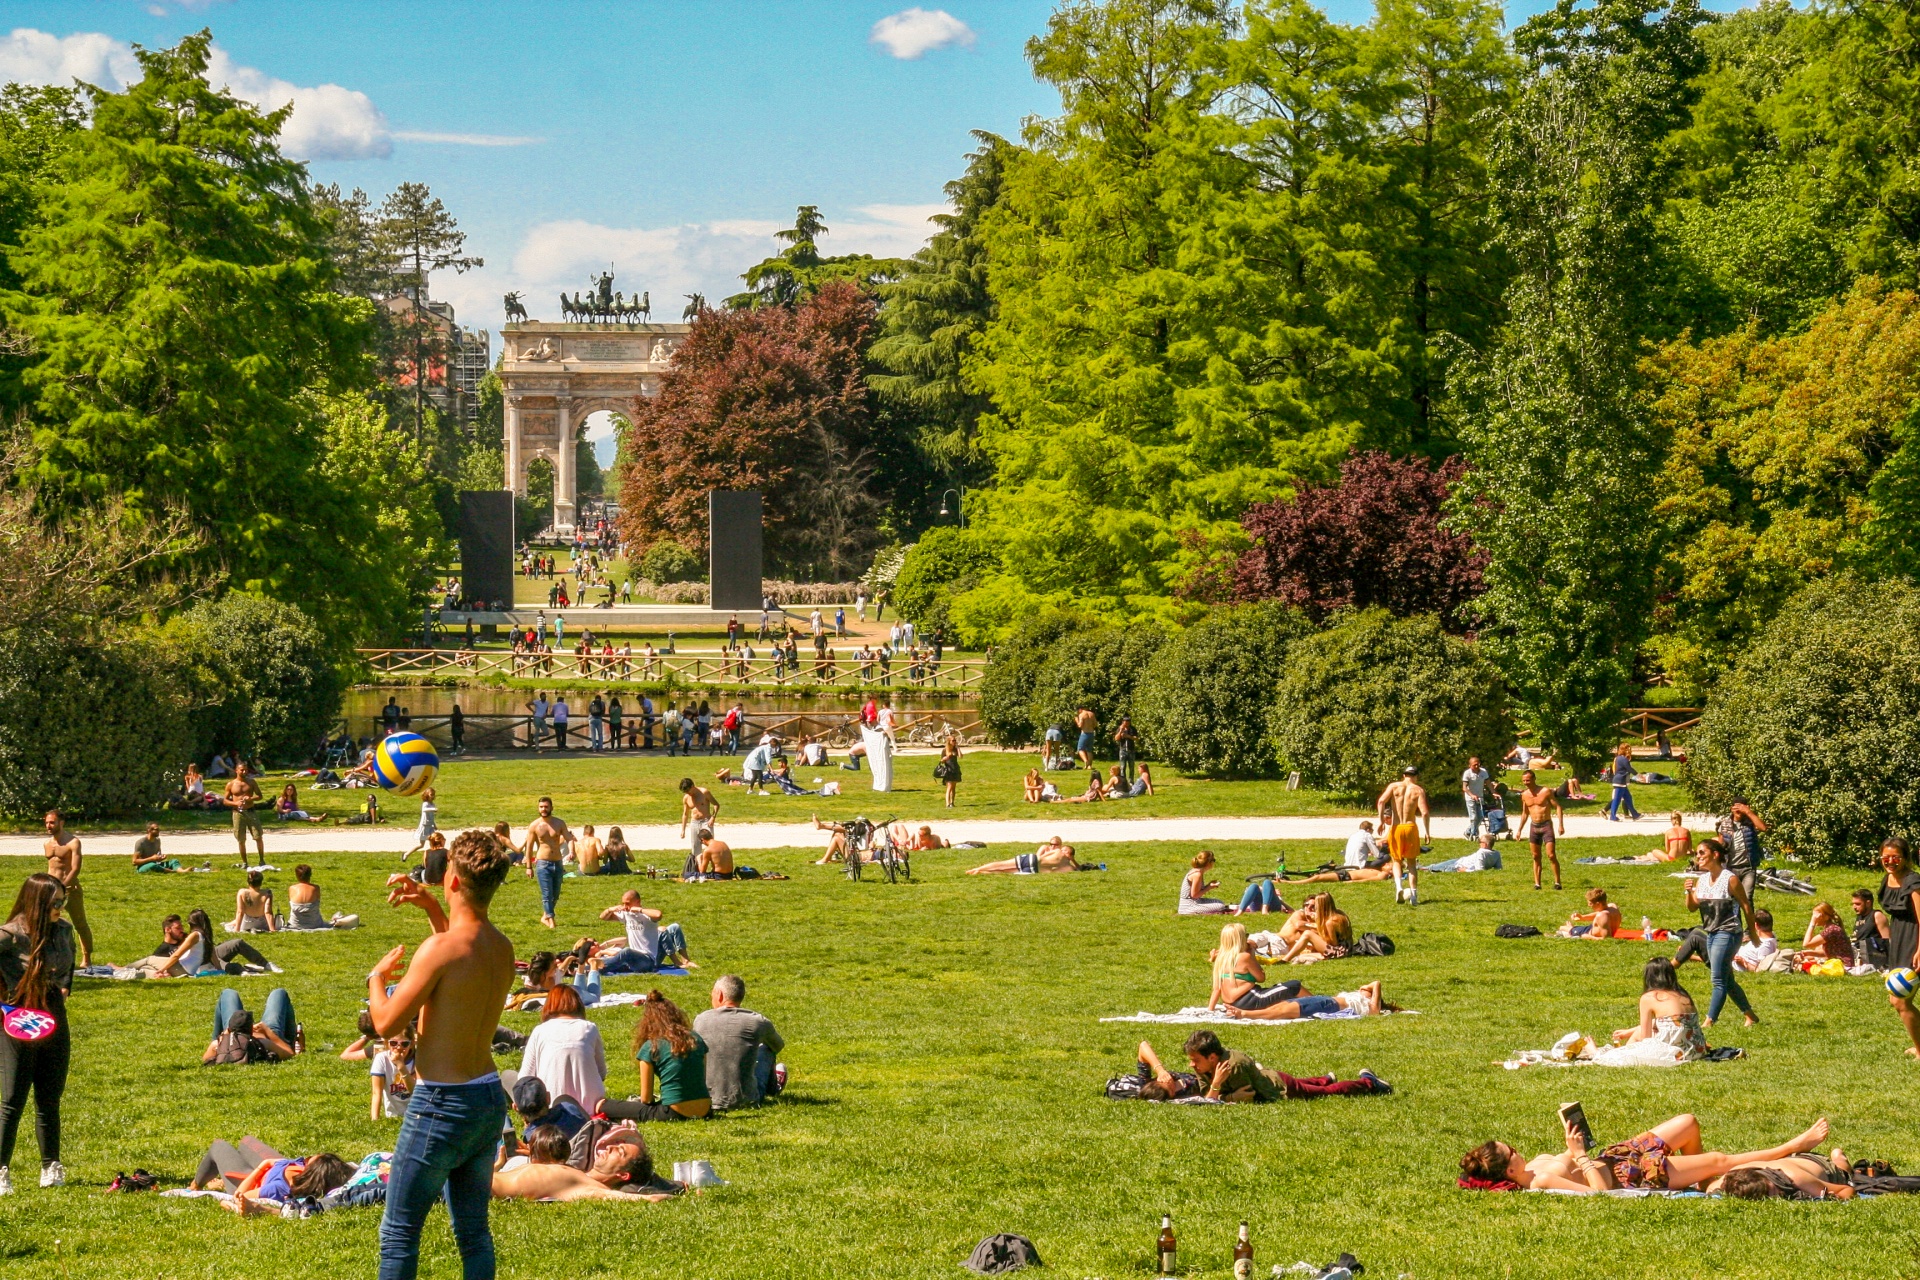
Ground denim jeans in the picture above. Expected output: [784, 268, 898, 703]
[534, 860, 565, 919]
[379, 1077, 509, 1280]
[1236, 881, 1283, 913]
[214, 987, 295, 1042]
[1705, 930, 1754, 1021]
[1607, 785, 1640, 819]
[1464, 794, 1486, 839]
[589, 716, 604, 750]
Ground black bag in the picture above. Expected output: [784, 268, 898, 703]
[964, 1234, 1043, 1274]
[207, 1029, 273, 1065]
[933, 757, 956, 782]
[1495, 923, 1542, 938]
[1352, 932, 1395, 957]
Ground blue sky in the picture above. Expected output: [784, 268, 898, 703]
[6, 0, 1746, 348]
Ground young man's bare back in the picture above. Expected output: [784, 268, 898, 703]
[1375, 769, 1430, 906]
[370, 829, 516, 1280]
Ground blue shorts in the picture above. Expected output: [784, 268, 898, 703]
[1293, 995, 1341, 1018]
[1076, 732, 1095, 753]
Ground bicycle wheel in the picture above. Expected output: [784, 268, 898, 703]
[881, 851, 898, 884]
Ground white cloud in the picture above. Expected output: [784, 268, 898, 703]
[0, 28, 142, 90]
[869, 8, 975, 59]
[392, 130, 543, 147]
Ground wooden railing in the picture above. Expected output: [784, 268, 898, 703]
[357, 647, 987, 691]
[364, 710, 983, 751]
[1618, 707, 1701, 745]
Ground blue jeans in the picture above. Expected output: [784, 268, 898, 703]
[1237, 881, 1283, 913]
[534, 860, 565, 919]
[214, 987, 294, 1042]
[589, 716, 604, 750]
[1464, 794, 1486, 839]
[379, 1077, 509, 1280]
[1607, 785, 1640, 819]
[1292, 995, 1341, 1018]
[1705, 930, 1754, 1021]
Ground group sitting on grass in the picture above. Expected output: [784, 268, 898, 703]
[1204, 921, 1390, 1018]
[1021, 763, 1153, 804]
[1118, 1031, 1391, 1101]
[1460, 1111, 1839, 1196]
[130, 910, 274, 978]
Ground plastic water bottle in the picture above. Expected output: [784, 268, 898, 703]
[1641, 916, 1652, 940]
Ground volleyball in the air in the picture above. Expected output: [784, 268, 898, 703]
[1889, 968, 1918, 1000]
[374, 732, 439, 796]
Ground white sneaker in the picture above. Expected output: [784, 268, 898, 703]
[0, 1166, 12, 1195]
[40, 1160, 64, 1188]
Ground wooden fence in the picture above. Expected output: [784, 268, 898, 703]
[357, 647, 987, 692]
[364, 709, 983, 752]
[1617, 707, 1702, 745]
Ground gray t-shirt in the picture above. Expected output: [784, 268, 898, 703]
[691, 1005, 786, 1110]
[1461, 766, 1489, 801]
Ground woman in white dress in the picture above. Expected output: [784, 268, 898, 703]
[1594, 956, 1708, 1066]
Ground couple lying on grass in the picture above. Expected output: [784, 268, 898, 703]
[1208, 921, 1396, 1017]
[1119, 1030, 1391, 1101]
[1463, 1113, 1852, 1197]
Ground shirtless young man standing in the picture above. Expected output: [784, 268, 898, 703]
[1074, 707, 1098, 770]
[1375, 767, 1430, 906]
[678, 777, 719, 878]
[225, 762, 266, 867]
[43, 810, 92, 965]
[371, 830, 516, 1280]
[523, 797, 571, 929]
[1518, 769, 1565, 891]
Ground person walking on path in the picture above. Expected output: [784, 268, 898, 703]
[1375, 767, 1430, 906]
[39, 813, 90, 968]
[1461, 757, 1489, 842]
[679, 779, 720, 879]
[0, 872, 77, 1194]
[524, 799, 571, 930]
[224, 763, 267, 868]
[1517, 769, 1564, 891]
[1607, 745, 1643, 821]
[370, 830, 516, 1280]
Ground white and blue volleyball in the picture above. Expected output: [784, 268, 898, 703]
[374, 732, 439, 796]
[1889, 968, 1918, 1001]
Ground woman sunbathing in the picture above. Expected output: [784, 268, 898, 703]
[1659, 813, 1693, 861]
[1222, 979, 1393, 1021]
[1709, 1151, 1857, 1200]
[1208, 923, 1303, 1011]
[1461, 1113, 1831, 1194]
[1598, 957, 1707, 1064]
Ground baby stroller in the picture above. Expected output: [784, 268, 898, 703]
[845, 815, 910, 884]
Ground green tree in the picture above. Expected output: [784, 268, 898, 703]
[1134, 601, 1312, 776]
[160, 594, 345, 765]
[0, 32, 380, 646]
[979, 608, 1090, 746]
[379, 181, 482, 441]
[1450, 0, 1705, 773]
[1270, 607, 1513, 797]
[891, 527, 1002, 629]
[1027, 623, 1168, 751]
[0, 84, 85, 415]
[730, 205, 909, 310]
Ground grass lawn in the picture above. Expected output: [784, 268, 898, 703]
[1, 830, 1906, 1278]
[86, 754, 1688, 834]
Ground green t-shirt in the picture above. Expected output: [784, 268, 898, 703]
[636, 1032, 710, 1105]
[1213, 1050, 1283, 1101]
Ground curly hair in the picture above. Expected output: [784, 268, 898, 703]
[634, 990, 696, 1057]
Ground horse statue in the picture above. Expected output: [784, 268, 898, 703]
[504, 291, 528, 323]
[590, 271, 615, 319]
[638, 291, 651, 324]
[682, 293, 706, 321]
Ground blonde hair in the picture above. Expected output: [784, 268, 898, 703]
[1213, 922, 1251, 979]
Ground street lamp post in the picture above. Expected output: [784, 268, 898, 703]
[938, 487, 966, 529]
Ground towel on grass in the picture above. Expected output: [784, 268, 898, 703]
[1100, 1005, 1416, 1025]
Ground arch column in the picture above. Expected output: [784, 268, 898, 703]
[504, 394, 523, 495]
[553, 393, 576, 533]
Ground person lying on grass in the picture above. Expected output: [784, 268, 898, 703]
[1709, 1153, 1859, 1200]
[506, 949, 602, 1011]
[1207, 922, 1302, 1011]
[1222, 979, 1397, 1022]
[1282, 859, 1395, 885]
[1176, 1029, 1391, 1101]
[491, 1132, 674, 1202]
[967, 837, 1081, 875]
[214, 1152, 355, 1213]
[1459, 1113, 1831, 1193]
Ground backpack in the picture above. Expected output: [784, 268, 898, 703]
[1495, 923, 1542, 939]
[1352, 932, 1395, 957]
[208, 1029, 273, 1065]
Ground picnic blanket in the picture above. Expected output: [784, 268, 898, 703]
[1501, 1029, 1744, 1069]
[1100, 1005, 1416, 1025]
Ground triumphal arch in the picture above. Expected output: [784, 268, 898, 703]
[497, 273, 690, 534]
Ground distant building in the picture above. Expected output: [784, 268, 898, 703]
[383, 294, 491, 424]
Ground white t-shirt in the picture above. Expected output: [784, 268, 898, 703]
[519, 1016, 609, 1114]
[876, 706, 897, 734]
[370, 1051, 413, 1118]
[1344, 831, 1380, 868]
[1461, 767, 1489, 800]
[800, 742, 827, 766]
[615, 908, 660, 958]
[1736, 936, 1778, 965]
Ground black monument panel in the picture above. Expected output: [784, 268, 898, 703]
[709, 490, 763, 611]
[459, 490, 515, 609]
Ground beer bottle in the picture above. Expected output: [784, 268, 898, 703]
[294, 1023, 306, 1055]
[1157, 1214, 1177, 1275]
[1233, 1221, 1253, 1279]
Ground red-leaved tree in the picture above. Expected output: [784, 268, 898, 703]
[617, 282, 883, 578]
[1232, 452, 1486, 629]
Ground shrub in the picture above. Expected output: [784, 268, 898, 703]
[0, 626, 189, 818]
[641, 540, 705, 584]
[162, 595, 345, 765]
[979, 608, 1086, 746]
[1270, 609, 1513, 799]
[892, 528, 1001, 632]
[1135, 602, 1311, 777]
[1687, 576, 1920, 865]
[1026, 624, 1167, 753]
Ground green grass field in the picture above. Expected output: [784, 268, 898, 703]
[113, 752, 1687, 834]
[0, 831, 1909, 1279]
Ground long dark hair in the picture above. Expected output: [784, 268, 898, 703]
[1643, 956, 1692, 1006]
[634, 990, 696, 1057]
[188, 908, 216, 948]
[6, 873, 66, 1009]
[288, 1153, 353, 1199]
